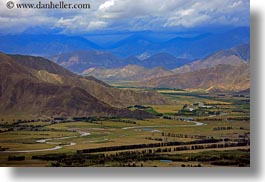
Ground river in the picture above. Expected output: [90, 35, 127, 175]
[1, 120, 206, 153]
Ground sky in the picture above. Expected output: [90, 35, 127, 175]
[0, 0, 250, 35]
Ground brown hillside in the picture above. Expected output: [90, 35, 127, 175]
[141, 64, 250, 92]
[11, 55, 168, 107]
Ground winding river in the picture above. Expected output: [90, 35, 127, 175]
[122, 120, 206, 130]
[1, 120, 206, 153]
[1, 131, 90, 153]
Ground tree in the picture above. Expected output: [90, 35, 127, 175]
[182, 104, 188, 110]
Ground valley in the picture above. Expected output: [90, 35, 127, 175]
[0, 0, 250, 169]
[0, 88, 250, 167]
[0, 45, 251, 167]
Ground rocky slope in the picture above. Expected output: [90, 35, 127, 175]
[140, 64, 250, 92]
[173, 44, 249, 74]
[0, 53, 168, 117]
[83, 64, 173, 82]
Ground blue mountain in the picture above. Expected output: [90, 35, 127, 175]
[107, 27, 250, 59]
[0, 34, 101, 56]
[0, 27, 250, 70]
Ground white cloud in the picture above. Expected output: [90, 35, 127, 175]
[163, 0, 249, 28]
[96, 0, 249, 29]
[88, 21, 108, 29]
[56, 16, 107, 33]
[0, 0, 43, 33]
[165, 14, 210, 28]
[179, 9, 195, 16]
[99, 0, 115, 11]
[229, 1, 242, 8]
[0, 0, 250, 34]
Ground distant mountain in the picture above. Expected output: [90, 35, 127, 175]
[50, 50, 123, 73]
[107, 34, 155, 49]
[139, 53, 193, 69]
[140, 64, 250, 92]
[83, 64, 173, 82]
[51, 51, 190, 73]
[230, 43, 250, 62]
[0, 34, 100, 56]
[83, 64, 146, 81]
[173, 44, 249, 74]
[83, 43, 250, 85]
[163, 27, 250, 59]
[108, 27, 250, 59]
[107, 34, 156, 57]
[0, 27, 249, 60]
[202, 43, 250, 62]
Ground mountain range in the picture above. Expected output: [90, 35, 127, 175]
[139, 43, 250, 92]
[51, 51, 191, 73]
[107, 27, 250, 59]
[0, 53, 168, 117]
[0, 34, 100, 57]
[83, 65, 173, 82]
[82, 44, 250, 92]
[172, 44, 250, 74]
[140, 64, 250, 92]
[0, 27, 249, 60]
[0, 27, 250, 112]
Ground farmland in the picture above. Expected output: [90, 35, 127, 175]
[0, 89, 250, 167]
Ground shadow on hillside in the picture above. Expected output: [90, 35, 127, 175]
[9, 11, 261, 180]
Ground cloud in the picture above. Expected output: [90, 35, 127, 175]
[163, 0, 249, 28]
[99, 0, 115, 11]
[96, 0, 249, 29]
[88, 21, 108, 29]
[164, 14, 210, 28]
[229, 1, 243, 8]
[0, 0, 250, 34]
[56, 16, 108, 33]
[0, 0, 74, 34]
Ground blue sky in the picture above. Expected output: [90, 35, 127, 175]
[0, 0, 250, 35]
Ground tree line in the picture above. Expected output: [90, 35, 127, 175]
[77, 138, 221, 154]
[31, 141, 250, 167]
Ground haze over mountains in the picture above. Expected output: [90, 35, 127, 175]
[51, 51, 191, 73]
[172, 44, 250, 74]
[46, 27, 248, 73]
[0, 27, 249, 59]
[0, 34, 100, 57]
[0, 26, 250, 108]
[107, 27, 250, 58]
[83, 43, 250, 92]
[144, 44, 250, 92]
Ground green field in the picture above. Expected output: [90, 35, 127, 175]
[0, 89, 250, 167]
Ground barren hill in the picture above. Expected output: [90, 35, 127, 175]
[0, 53, 168, 117]
[141, 64, 250, 92]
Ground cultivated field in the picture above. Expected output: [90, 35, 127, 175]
[0, 89, 250, 167]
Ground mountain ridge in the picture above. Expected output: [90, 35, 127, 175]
[13, 54, 169, 107]
[140, 64, 250, 92]
[0, 27, 250, 60]
[173, 44, 249, 74]
[51, 51, 191, 73]
[83, 64, 174, 82]
[0, 53, 169, 117]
